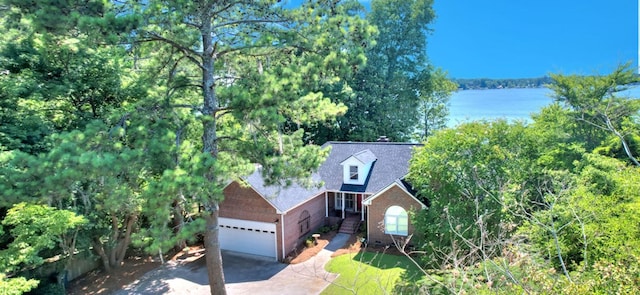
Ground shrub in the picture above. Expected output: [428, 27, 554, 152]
[318, 226, 331, 233]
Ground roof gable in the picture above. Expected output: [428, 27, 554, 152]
[340, 149, 377, 165]
[362, 181, 427, 209]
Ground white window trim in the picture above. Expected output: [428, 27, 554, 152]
[349, 165, 358, 180]
[384, 206, 408, 236]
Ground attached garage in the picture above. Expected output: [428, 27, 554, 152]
[218, 217, 277, 259]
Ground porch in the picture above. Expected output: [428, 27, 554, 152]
[324, 191, 370, 221]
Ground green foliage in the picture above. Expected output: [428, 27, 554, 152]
[308, 0, 450, 142]
[3, 0, 139, 43]
[0, 203, 86, 273]
[0, 2, 380, 292]
[406, 66, 640, 293]
[520, 154, 640, 271]
[1, 118, 169, 271]
[0, 22, 141, 154]
[531, 104, 588, 171]
[0, 274, 39, 295]
[472, 253, 640, 294]
[416, 67, 458, 139]
[28, 281, 66, 295]
[0, 203, 84, 295]
[409, 246, 640, 294]
[408, 120, 540, 266]
[548, 64, 640, 165]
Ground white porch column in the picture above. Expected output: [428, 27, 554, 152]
[341, 192, 345, 219]
[361, 200, 365, 221]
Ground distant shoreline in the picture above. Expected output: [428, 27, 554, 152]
[453, 77, 552, 90]
[456, 85, 549, 91]
[454, 77, 640, 91]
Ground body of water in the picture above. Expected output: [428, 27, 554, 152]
[448, 88, 552, 127]
[447, 87, 640, 127]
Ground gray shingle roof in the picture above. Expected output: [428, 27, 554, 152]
[244, 169, 325, 213]
[348, 149, 377, 164]
[319, 142, 422, 194]
[240, 142, 421, 212]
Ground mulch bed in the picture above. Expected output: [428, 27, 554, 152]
[288, 231, 337, 264]
[286, 230, 407, 263]
[67, 256, 162, 295]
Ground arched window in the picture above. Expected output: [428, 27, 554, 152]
[385, 206, 408, 236]
[299, 210, 311, 237]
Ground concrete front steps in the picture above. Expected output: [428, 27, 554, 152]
[338, 216, 361, 234]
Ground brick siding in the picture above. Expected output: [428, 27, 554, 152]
[367, 185, 423, 246]
[221, 182, 282, 259]
[221, 182, 327, 261]
[281, 193, 326, 259]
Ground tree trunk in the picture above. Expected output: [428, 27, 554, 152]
[115, 214, 137, 266]
[92, 238, 111, 273]
[203, 204, 226, 295]
[173, 200, 187, 250]
[605, 116, 640, 167]
[92, 213, 138, 272]
[201, 10, 226, 295]
[108, 214, 120, 267]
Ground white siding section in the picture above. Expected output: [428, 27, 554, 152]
[341, 158, 374, 185]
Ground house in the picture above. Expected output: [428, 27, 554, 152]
[218, 141, 426, 261]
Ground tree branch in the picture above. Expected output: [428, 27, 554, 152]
[143, 32, 204, 70]
[212, 18, 287, 31]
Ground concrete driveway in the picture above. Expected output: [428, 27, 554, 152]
[115, 234, 350, 295]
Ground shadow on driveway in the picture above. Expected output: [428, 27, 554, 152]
[113, 232, 355, 295]
[114, 250, 291, 294]
[185, 250, 287, 283]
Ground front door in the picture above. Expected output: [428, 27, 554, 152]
[344, 193, 355, 211]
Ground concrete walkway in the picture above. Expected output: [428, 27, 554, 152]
[116, 233, 351, 295]
[227, 233, 351, 295]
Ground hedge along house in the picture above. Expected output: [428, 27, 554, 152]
[219, 140, 426, 261]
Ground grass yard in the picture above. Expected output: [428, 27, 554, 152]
[322, 252, 423, 295]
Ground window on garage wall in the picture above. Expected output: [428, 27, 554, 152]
[299, 210, 311, 237]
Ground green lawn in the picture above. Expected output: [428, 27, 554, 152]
[322, 252, 423, 295]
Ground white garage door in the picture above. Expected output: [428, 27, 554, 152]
[219, 217, 277, 259]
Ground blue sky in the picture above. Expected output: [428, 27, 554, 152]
[285, 0, 637, 79]
[428, 0, 637, 78]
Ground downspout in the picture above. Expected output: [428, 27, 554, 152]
[280, 214, 285, 261]
[365, 204, 370, 242]
[325, 192, 328, 217]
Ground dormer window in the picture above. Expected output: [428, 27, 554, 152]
[349, 166, 358, 180]
[341, 149, 377, 185]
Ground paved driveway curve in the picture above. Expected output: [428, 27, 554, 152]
[114, 233, 351, 295]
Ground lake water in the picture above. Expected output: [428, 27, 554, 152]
[447, 87, 640, 127]
[448, 88, 551, 127]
